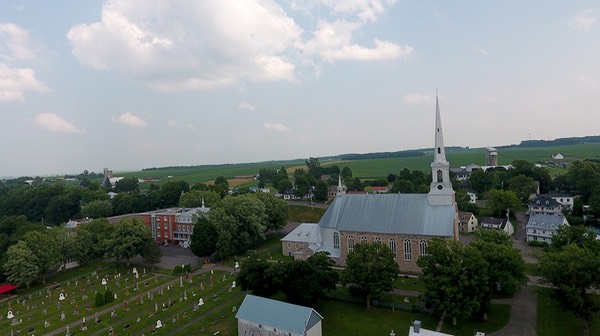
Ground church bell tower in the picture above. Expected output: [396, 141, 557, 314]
[428, 95, 455, 206]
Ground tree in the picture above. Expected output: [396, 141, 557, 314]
[342, 242, 400, 308]
[314, 180, 329, 201]
[506, 175, 538, 202]
[341, 166, 353, 181]
[540, 242, 600, 333]
[237, 259, 280, 297]
[470, 229, 526, 319]
[104, 218, 152, 266]
[190, 216, 218, 263]
[279, 252, 338, 306]
[212, 176, 230, 197]
[305, 157, 322, 179]
[485, 189, 521, 218]
[114, 177, 140, 193]
[2, 241, 40, 288]
[159, 181, 185, 208]
[23, 230, 62, 283]
[142, 239, 162, 269]
[210, 195, 268, 258]
[417, 238, 489, 326]
[81, 199, 113, 218]
[390, 179, 414, 193]
[252, 192, 289, 230]
[179, 190, 220, 208]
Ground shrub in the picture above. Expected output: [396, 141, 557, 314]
[105, 290, 114, 303]
[95, 292, 105, 307]
[183, 264, 192, 273]
[173, 265, 183, 275]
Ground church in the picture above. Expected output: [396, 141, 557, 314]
[281, 97, 459, 273]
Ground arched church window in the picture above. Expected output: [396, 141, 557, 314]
[437, 170, 443, 182]
[404, 239, 412, 261]
[389, 238, 397, 259]
[419, 240, 428, 256]
[360, 236, 367, 245]
[333, 232, 340, 249]
[348, 236, 354, 253]
[374, 237, 381, 244]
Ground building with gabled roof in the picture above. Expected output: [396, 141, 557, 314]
[282, 96, 459, 273]
[235, 294, 323, 336]
[529, 194, 562, 216]
[526, 214, 569, 243]
[480, 216, 514, 235]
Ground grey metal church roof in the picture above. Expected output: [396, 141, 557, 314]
[235, 294, 323, 335]
[318, 194, 455, 237]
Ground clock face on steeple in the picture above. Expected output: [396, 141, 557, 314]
[437, 185, 443, 190]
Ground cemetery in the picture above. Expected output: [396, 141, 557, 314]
[0, 262, 242, 335]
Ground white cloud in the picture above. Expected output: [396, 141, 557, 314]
[0, 63, 48, 102]
[238, 101, 256, 111]
[472, 46, 487, 55]
[34, 113, 83, 133]
[67, 0, 410, 91]
[568, 11, 597, 30]
[264, 122, 290, 132]
[403, 93, 433, 105]
[112, 112, 147, 128]
[291, 0, 396, 23]
[167, 119, 196, 131]
[0, 23, 38, 61]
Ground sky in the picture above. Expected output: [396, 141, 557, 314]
[1, 1, 599, 177]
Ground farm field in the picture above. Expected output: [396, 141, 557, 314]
[112, 143, 600, 184]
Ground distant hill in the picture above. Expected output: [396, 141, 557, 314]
[501, 135, 600, 148]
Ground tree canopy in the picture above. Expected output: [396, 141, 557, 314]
[342, 242, 400, 308]
[104, 218, 153, 266]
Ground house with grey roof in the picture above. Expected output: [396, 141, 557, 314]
[282, 96, 459, 273]
[526, 214, 569, 243]
[236, 294, 323, 336]
[479, 217, 514, 236]
[529, 195, 562, 216]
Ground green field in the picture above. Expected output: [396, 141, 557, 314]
[112, 143, 600, 184]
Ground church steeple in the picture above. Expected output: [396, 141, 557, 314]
[428, 94, 455, 206]
[336, 175, 346, 196]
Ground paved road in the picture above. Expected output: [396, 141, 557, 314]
[488, 282, 537, 336]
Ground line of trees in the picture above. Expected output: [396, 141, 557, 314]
[189, 192, 288, 260]
[1, 218, 159, 287]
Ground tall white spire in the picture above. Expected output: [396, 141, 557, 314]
[336, 174, 346, 196]
[433, 95, 448, 165]
[428, 93, 455, 206]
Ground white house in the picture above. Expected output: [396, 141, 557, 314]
[546, 194, 574, 211]
[529, 195, 562, 216]
[479, 217, 514, 236]
[236, 294, 323, 336]
[458, 211, 478, 233]
[526, 214, 569, 243]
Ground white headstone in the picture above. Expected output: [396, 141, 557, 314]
[7, 310, 14, 319]
[59, 293, 66, 301]
[198, 298, 204, 306]
[231, 281, 236, 288]
[101, 278, 107, 286]
[156, 319, 163, 329]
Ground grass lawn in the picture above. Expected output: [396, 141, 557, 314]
[537, 288, 600, 336]
[394, 275, 426, 293]
[441, 304, 511, 336]
[0, 262, 243, 336]
[316, 299, 438, 335]
[288, 205, 326, 223]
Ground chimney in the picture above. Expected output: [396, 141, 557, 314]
[413, 320, 421, 334]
